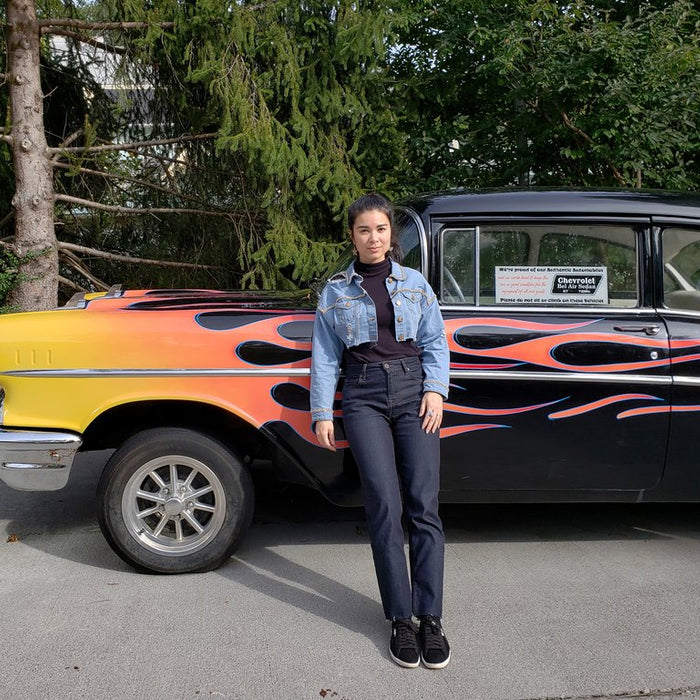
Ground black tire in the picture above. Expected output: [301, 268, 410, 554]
[97, 427, 254, 574]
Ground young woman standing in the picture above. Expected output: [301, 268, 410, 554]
[310, 193, 451, 669]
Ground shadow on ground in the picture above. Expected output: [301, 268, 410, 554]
[1, 450, 698, 572]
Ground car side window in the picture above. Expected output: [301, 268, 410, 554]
[440, 223, 639, 307]
[394, 210, 422, 271]
[662, 227, 700, 311]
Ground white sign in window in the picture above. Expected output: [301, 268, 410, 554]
[495, 266, 609, 304]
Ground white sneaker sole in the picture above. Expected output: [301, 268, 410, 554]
[389, 649, 420, 669]
[421, 650, 451, 669]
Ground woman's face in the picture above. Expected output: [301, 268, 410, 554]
[350, 209, 392, 265]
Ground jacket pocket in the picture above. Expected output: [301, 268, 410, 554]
[394, 290, 423, 340]
[333, 298, 363, 347]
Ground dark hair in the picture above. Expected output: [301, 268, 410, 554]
[347, 193, 403, 262]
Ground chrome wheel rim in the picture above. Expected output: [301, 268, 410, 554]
[122, 456, 227, 556]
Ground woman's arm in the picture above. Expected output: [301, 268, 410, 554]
[310, 303, 345, 428]
[416, 282, 450, 400]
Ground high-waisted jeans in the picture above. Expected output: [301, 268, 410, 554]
[342, 356, 445, 620]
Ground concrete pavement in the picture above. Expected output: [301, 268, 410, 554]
[1, 451, 699, 700]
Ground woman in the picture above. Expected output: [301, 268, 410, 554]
[310, 193, 451, 669]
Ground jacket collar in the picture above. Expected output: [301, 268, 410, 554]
[343, 258, 406, 285]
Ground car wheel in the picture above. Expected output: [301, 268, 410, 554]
[97, 427, 254, 574]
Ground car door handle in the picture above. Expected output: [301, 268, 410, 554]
[613, 325, 661, 336]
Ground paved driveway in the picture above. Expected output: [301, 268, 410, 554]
[1, 452, 699, 700]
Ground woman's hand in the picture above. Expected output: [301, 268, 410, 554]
[315, 420, 337, 451]
[420, 391, 444, 434]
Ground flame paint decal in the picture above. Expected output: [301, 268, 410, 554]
[450, 330, 668, 372]
[440, 424, 508, 437]
[548, 393, 664, 420]
[451, 362, 522, 370]
[445, 399, 564, 416]
[451, 318, 599, 333]
[32, 295, 700, 452]
[618, 404, 700, 419]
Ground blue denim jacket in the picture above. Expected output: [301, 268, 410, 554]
[310, 259, 450, 424]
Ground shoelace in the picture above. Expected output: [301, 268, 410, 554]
[394, 621, 418, 651]
[421, 617, 447, 651]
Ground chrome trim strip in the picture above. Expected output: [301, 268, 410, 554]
[440, 304, 655, 314]
[670, 376, 700, 386]
[658, 308, 700, 318]
[1, 368, 311, 378]
[1, 367, 672, 386]
[450, 370, 671, 385]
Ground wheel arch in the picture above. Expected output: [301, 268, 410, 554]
[81, 399, 316, 486]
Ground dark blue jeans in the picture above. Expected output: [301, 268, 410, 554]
[342, 356, 445, 620]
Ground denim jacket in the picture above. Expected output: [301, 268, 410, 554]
[310, 259, 450, 424]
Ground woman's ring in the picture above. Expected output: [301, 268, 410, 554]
[427, 409, 435, 416]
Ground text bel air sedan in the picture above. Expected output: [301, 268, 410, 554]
[2, 189, 700, 574]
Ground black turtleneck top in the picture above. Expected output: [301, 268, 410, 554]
[345, 257, 420, 365]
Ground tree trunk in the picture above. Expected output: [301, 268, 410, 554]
[6, 0, 58, 310]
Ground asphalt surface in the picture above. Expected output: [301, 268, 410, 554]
[0, 451, 699, 700]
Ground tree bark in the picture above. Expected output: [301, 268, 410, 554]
[7, 0, 58, 310]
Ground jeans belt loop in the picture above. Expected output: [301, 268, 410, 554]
[360, 363, 367, 381]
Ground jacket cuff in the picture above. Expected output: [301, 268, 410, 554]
[423, 379, 449, 400]
[311, 409, 334, 423]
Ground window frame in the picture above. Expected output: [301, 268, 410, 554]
[658, 222, 700, 313]
[433, 216, 650, 311]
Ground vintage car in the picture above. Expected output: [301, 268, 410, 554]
[2, 189, 700, 574]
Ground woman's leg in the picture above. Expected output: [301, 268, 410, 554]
[342, 366, 412, 620]
[388, 359, 445, 618]
[392, 405, 444, 617]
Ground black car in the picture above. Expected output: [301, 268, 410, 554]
[2, 189, 699, 573]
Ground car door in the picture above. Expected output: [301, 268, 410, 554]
[656, 221, 700, 496]
[434, 218, 671, 493]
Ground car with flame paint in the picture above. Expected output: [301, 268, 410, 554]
[2, 189, 700, 573]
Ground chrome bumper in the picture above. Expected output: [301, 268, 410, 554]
[0, 429, 82, 491]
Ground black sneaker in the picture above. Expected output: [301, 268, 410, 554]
[418, 615, 451, 669]
[389, 618, 420, 668]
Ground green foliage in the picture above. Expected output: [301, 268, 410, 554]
[84, 0, 404, 289]
[392, 0, 700, 191]
[0, 246, 19, 312]
[5, 0, 700, 302]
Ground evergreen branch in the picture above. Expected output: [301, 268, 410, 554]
[38, 20, 175, 32]
[59, 247, 111, 289]
[52, 162, 256, 218]
[49, 133, 218, 155]
[51, 129, 84, 162]
[54, 193, 249, 222]
[50, 30, 128, 55]
[111, 145, 246, 184]
[58, 275, 87, 293]
[59, 242, 221, 270]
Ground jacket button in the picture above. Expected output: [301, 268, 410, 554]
[397, 316, 403, 322]
[399, 335, 404, 341]
[396, 300, 402, 306]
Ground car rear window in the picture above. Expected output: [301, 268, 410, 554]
[661, 227, 700, 311]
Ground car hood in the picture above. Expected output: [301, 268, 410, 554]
[65, 287, 318, 313]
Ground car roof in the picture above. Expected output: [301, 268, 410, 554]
[401, 189, 700, 219]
